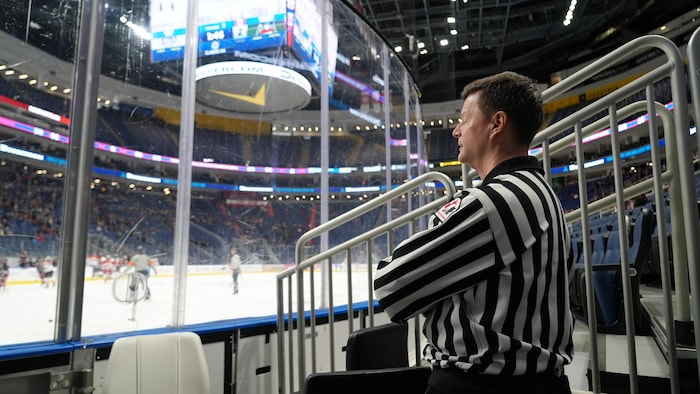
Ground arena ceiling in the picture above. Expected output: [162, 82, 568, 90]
[0, 0, 697, 109]
[353, 0, 698, 102]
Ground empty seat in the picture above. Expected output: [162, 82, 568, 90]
[590, 209, 654, 333]
[594, 230, 621, 326]
[303, 366, 431, 394]
[346, 322, 409, 370]
[102, 331, 210, 394]
[570, 232, 606, 323]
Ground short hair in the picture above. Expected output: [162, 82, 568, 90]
[460, 71, 544, 146]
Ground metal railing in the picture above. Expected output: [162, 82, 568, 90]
[529, 33, 696, 394]
[275, 171, 456, 394]
[685, 23, 700, 378]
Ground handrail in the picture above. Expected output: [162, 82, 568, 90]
[685, 26, 700, 379]
[540, 38, 697, 358]
[292, 171, 455, 257]
[276, 170, 456, 394]
[544, 34, 691, 393]
[551, 100, 679, 394]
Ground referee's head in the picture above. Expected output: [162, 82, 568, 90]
[453, 71, 544, 178]
[460, 71, 544, 147]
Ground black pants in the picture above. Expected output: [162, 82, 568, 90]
[426, 367, 572, 394]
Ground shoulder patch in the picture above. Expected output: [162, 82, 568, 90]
[435, 197, 461, 222]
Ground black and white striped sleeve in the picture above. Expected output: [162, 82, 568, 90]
[374, 191, 500, 321]
[373, 172, 554, 322]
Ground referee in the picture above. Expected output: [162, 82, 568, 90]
[374, 72, 574, 394]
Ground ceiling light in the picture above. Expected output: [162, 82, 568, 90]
[4, 70, 14, 76]
[439, 39, 449, 46]
[62, 88, 71, 94]
[460, 44, 469, 50]
[420, 49, 428, 55]
[417, 42, 425, 49]
[447, 16, 456, 24]
[29, 79, 37, 85]
[18, 74, 28, 79]
[563, 0, 577, 26]
[450, 29, 458, 35]
[395, 45, 402, 52]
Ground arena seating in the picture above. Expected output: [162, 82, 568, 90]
[570, 208, 655, 334]
[304, 322, 427, 394]
[345, 322, 409, 370]
[0, 73, 687, 278]
[303, 366, 430, 394]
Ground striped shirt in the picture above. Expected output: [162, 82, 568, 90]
[374, 156, 574, 376]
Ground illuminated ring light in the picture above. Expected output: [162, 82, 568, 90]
[195, 61, 312, 114]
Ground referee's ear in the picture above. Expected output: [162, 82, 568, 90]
[488, 111, 507, 138]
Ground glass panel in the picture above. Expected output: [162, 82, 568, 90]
[0, 0, 78, 346]
[81, 0, 181, 335]
[0, 0, 428, 343]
